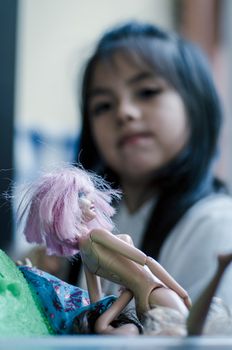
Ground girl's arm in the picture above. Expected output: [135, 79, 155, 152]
[83, 263, 102, 303]
[94, 289, 139, 335]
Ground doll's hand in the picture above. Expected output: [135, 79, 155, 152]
[16, 257, 33, 267]
[19, 247, 69, 279]
[183, 295, 192, 309]
[118, 285, 127, 294]
[118, 286, 133, 299]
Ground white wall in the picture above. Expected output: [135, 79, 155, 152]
[15, 0, 175, 134]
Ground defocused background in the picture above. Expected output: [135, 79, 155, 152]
[1, 0, 232, 257]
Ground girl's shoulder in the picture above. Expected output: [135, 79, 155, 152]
[166, 193, 232, 247]
[184, 193, 232, 221]
[159, 193, 232, 276]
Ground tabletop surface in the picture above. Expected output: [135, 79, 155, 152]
[1, 336, 232, 350]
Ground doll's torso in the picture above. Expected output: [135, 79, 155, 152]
[79, 231, 164, 317]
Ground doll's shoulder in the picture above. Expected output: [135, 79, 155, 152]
[89, 228, 113, 241]
[79, 229, 110, 248]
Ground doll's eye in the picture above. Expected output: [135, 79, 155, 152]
[78, 191, 86, 199]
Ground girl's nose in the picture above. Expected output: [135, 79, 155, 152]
[116, 99, 141, 125]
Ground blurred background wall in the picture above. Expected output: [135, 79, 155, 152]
[14, 0, 176, 182]
[0, 0, 231, 257]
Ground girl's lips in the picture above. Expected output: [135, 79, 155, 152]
[118, 132, 153, 147]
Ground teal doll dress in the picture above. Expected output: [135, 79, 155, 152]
[19, 266, 116, 334]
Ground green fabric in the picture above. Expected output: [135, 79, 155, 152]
[0, 250, 53, 336]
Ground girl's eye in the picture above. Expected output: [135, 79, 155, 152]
[137, 88, 162, 99]
[91, 101, 113, 117]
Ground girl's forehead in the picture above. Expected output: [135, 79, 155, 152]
[90, 57, 171, 96]
[97, 51, 152, 73]
[90, 53, 158, 89]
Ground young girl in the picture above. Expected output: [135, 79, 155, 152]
[71, 20, 232, 307]
[17, 165, 190, 334]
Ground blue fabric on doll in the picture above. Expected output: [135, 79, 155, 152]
[19, 266, 116, 334]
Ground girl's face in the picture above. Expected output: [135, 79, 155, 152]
[88, 53, 189, 183]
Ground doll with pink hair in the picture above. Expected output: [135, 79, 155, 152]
[18, 165, 191, 334]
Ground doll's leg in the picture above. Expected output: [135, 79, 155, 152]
[94, 289, 139, 335]
[187, 253, 232, 335]
[95, 322, 139, 335]
[145, 256, 191, 309]
[149, 286, 188, 316]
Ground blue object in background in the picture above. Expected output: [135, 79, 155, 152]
[13, 127, 80, 255]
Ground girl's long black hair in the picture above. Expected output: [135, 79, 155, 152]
[68, 20, 227, 283]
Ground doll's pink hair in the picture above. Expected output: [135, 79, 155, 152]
[18, 165, 121, 257]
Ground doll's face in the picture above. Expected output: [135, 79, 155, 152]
[78, 192, 96, 222]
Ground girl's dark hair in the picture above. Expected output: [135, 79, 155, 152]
[74, 20, 226, 264]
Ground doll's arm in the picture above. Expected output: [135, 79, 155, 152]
[90, 229, 146, 265]
[146, 257, 191, 308]
[83, 263, 103, 303]
[94, 289, 138, 335]
[91, 229, 190, 307]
